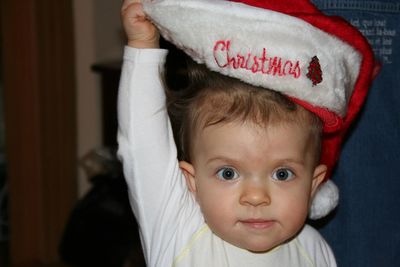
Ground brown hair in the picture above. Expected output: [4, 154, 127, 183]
[163, 49, 322, 163]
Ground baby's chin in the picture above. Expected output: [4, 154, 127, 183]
[245, 243, 282, 254]
[244, 234, 298, 253]
[226, 237, 284, 254]
[207, 225, 289, 253]
[246, 245, 280, 254]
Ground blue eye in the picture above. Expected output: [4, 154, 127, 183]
[272, 168, 295, 181]
[216, 167, 239, 180]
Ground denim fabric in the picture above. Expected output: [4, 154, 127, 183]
[311, 1, 400, 266]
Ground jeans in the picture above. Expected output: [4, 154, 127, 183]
[311, 1, 400, 266]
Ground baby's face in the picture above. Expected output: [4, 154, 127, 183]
[181, 121, 326, 252]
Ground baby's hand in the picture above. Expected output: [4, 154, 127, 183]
[121, 0, 159, 48]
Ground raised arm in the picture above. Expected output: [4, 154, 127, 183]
[118, 1, 200, 265]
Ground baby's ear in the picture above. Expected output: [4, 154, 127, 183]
[311, 164, 327, 198]
[179, 161, 197, 195]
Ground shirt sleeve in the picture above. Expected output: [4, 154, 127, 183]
[117, 46, 203, 267]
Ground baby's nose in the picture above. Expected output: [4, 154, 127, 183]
[239, 179, 271, 207]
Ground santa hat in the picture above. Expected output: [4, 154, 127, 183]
[142, 0, 376, 219]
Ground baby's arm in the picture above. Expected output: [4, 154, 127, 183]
[118, 1, 201, 265]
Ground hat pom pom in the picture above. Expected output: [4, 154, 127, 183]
[309, 180, 339, 220]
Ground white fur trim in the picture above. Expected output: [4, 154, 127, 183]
[309, 180, 339, 220]
[143, 0, 362, 116]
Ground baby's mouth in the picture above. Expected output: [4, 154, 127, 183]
[239, 219, 275, 230]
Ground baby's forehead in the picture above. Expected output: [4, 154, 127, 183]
[192, 119, 319, 165]
[197, 118, 313, 138]
[190, 113, 321, 161]
[194, 101, 310, 131]
[183, 84, 322, 162]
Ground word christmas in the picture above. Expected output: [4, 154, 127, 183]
[213, 40, 302, 79]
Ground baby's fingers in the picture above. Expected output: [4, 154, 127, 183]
[121, 0, 159, 48]
[121, 0, 145, 21]
[122, 0, 141, 12]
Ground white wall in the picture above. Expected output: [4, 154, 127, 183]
[73, 0, 124, 197]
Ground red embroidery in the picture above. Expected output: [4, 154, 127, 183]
[213, 40, 301, 79]
[306, 56, 323, 86]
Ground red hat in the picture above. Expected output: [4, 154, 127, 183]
[233, 0, 375, 177]
[142, 0, 376, 219]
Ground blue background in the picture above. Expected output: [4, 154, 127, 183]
[311, 1, 400, 266]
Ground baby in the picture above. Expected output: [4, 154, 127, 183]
[118, 0, 375, 266]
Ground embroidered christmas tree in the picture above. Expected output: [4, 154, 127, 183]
[307, 56, 323, 86]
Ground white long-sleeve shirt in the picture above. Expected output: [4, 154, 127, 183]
[117, 46, 337, 267]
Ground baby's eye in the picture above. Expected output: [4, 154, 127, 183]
[216, 167, 239, 181]
[272, 168, 295, 181]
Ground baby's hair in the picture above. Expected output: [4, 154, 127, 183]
[163, 47, 323, 163]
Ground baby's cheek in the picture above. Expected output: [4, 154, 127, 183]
[199, 199, 224, 223]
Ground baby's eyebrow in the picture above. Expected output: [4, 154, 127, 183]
[275, 158, 306, 167]
[205, 156, 240, 165]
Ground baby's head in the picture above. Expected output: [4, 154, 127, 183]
[166, 57, 327, 252]
[147, 0, 375, 253]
